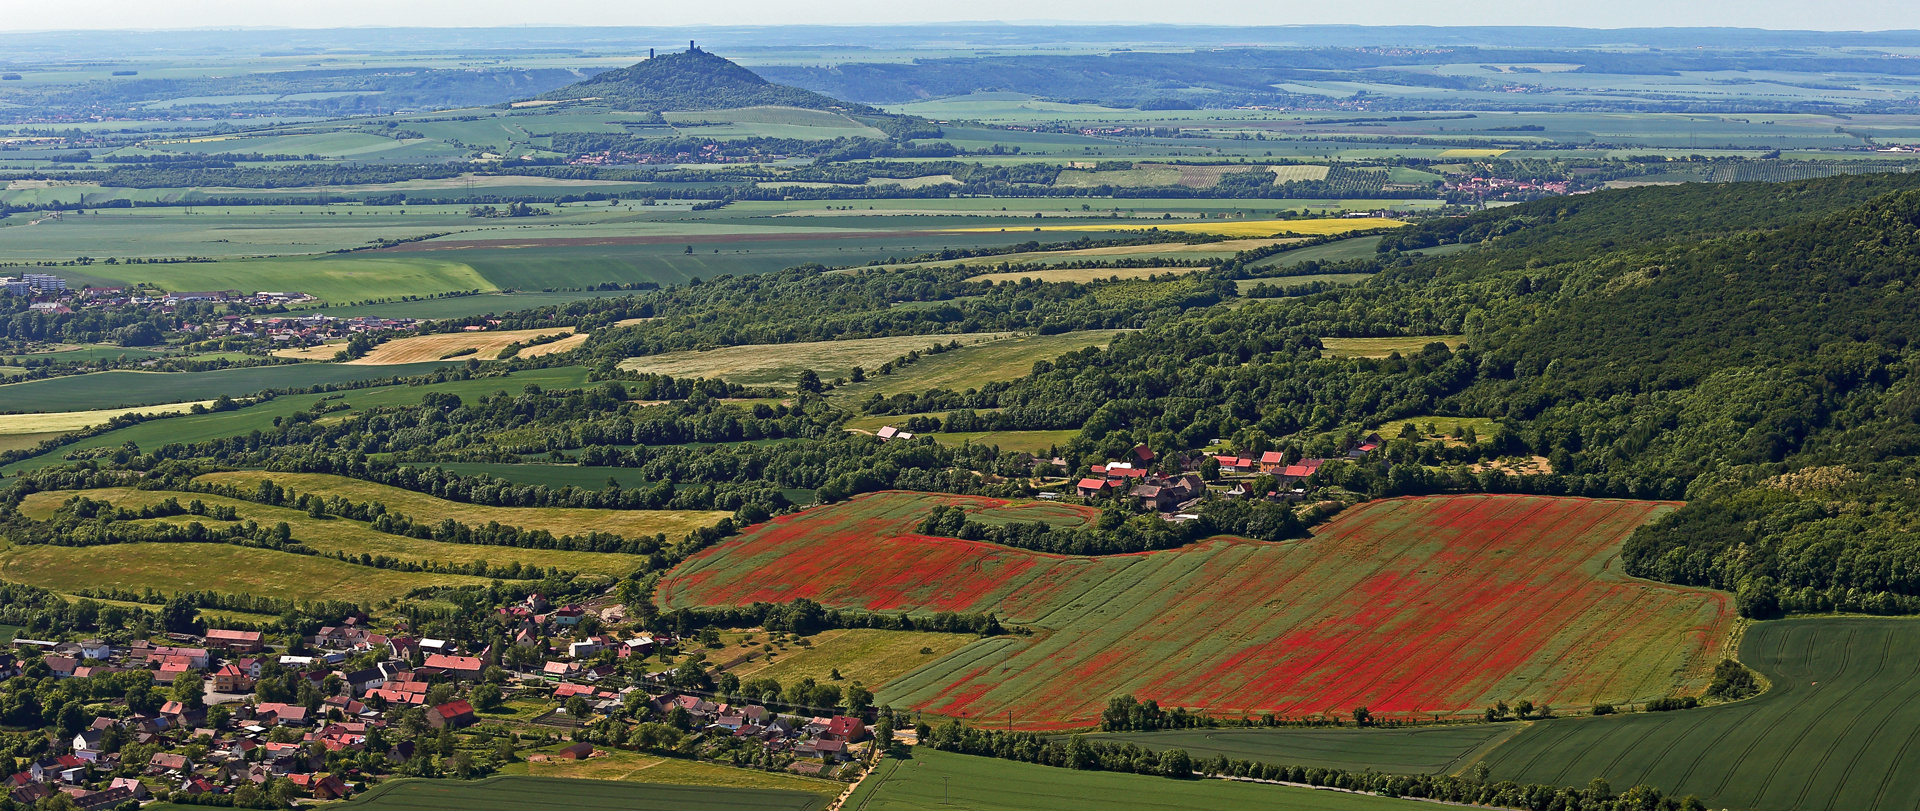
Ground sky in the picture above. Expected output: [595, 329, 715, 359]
[1, 0, 1916, 33]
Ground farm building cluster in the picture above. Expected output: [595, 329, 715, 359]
[4, 593, 876, 807]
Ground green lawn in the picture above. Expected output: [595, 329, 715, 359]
[340, 775, 826, 811]
[1086, 725, 1523, 776]
[1482, 617, 1920, 811]
[846, 749, 1421, 811]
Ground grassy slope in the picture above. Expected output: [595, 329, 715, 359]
[966, 267, 1206, 285]
[0, 362, 458, 413]
[192, 471, 729, 541]
[620, 333, 1016, 389]
[18, 488, 649, 578]
[1086, 725, 1526, 776]
[0, 400, 216, 434]
[722, 628, 977, 689]
[1319, 336, 1465, 358]
[829, 330, 1127, 399]
[0, 367, 594, 473]
[846, 749, 1415, 811]
[341, 774, 827, 811]
[1482, 617, 1920, 811]
[0, 542, 487, 604]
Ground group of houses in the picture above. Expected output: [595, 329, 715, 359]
[193, 313, 418, 346]
[9, 594, 876, 806]
[1073, 435, 1385, 511]
[651, 693, 871, 775]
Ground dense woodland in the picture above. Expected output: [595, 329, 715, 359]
[8, 171, 1920, 621]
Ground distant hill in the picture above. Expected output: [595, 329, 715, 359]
[531, 48, 873, 114]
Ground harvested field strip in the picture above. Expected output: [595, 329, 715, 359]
[340, 327, 577, 365]
[17, 488, 648, 578]
[340, 774, 828, 811]
[1482, 618, 1920, 811]
[192, 471, 728, 541]
[660, 491, 1724, 729]
[1088, 724, 1526, 775]
[964, 266, 1207, 285]
[0, 542, 488, 604]
[0, 401, 218, 433]
[846, 748, 1418, 811]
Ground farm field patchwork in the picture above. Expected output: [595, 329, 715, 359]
[826, 330, 1128, 400]
[1087, 724, 1524, 776]
[0, 542, 489, 604]
[948, 217, 1407, 238]
[335, 327, 578, 364]
[618, 332, 1016, 388]
[659, 491, 1732, 729]
[0, 400, 217, 433]
[965, 266, 1206, 285]
[1482, 617, 1920, 811]
[17, 488, 650, 578]
[339, 775, 827, 811]
[0, 366, 594, 473]
[846, 749, 1414, 811]
[191, 471, 730, 541]
[0, 361, 458, 412]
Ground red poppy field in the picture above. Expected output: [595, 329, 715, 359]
[658, 491, 1733, 730]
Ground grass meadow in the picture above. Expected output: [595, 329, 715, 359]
[619, 333, 1016, 389]
[0, 362, 458, 412]
[1482, 617, 1920, 811]
[18, 488, 653, 578]
[339, 775, 827, 811]
[846, 749, 1413, 811]
[0, 542, 490, 604]
[190, 471, 730, 541]
[1087, 725, 1525, 776]
[827, 330, 1127, 399]
[719, 628, 977, 689]
[0, 366, 592, 473]
[1319, 336, 1465, 358]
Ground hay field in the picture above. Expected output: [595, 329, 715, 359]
[872, 238, 1296, 272]
[0, 400, 217, 434]
[192, 471, 729, 540]
[1269, 164, 1333, 182]
[0, 542, 488, 604]
[847, 747, 1416, 811]
[18, 488, 650, 578]
[345, 328, 577, 365]
[520, 332, 589, 358]
[1320, 335, 1465, 358]
[965, 266, 1207, 284]
[720, 628, 978, 688]
[829, 330, 1127, 399]
[1437, 148, 1512, 157]
[346, 774, 829, 811]
[617, 333, 1017, 389]
[946, 217, 1405, 238]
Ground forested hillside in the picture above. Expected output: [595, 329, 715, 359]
[531, 48, 875, 113]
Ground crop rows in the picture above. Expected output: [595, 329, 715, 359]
[659, 491, 1730, 729]
[1483, 618, 1920, 811]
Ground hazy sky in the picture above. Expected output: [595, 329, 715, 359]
[1, 0, 1916, 33]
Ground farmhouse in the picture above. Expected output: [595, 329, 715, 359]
[427, 700, 476, 730]
[204, 629, 265, 653]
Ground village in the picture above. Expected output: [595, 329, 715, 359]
[877, 425, 1384, 519]
[2, 594, 879, 809]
